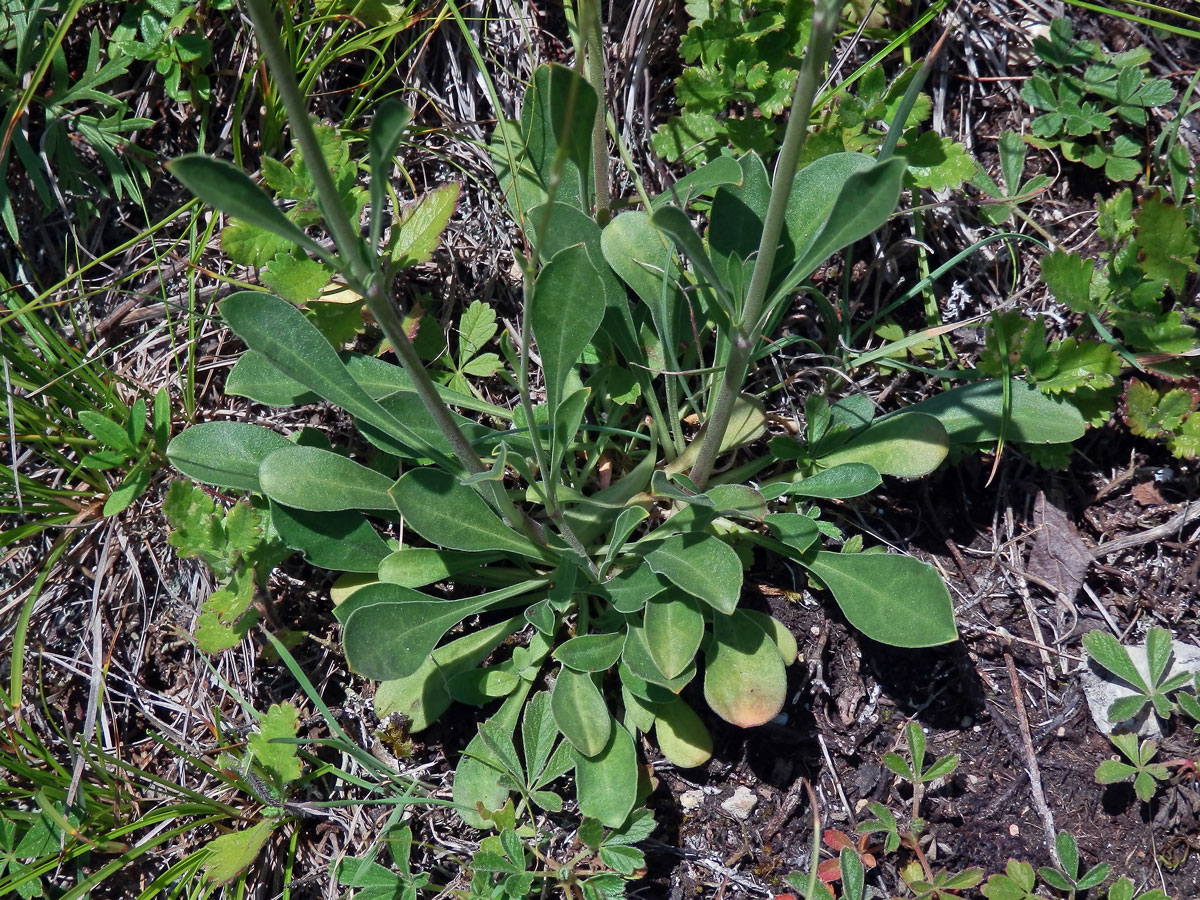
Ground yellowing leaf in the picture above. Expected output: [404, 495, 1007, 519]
[202, 820, 273, 884]
[391, 183, 459, 268]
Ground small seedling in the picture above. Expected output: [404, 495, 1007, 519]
[1094, 732, 1171, 803]
[855, 801, 902, 854]
[972, 130, 1054, 226]
[1082, 628, 1193, 723]
[900, 861, 984, 900]
[75, 388, 171, 516]
[1021, 18, 1175, 181]
[981, 859, 1042, 900]
[881, 721, 959, 818]
[1039, 831, 1110, 898]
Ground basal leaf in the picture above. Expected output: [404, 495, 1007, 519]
[653, 695, 712, 768]
[390, 468, 544, 557]
[801, 551, 958, 647]
[551, 667, 612, 757]
[703, 609, 787, 727]
[573, 722, 638, 827]
[342, 580, 539, 681]
[532, 243, 605, 416]
[166, 422, 292, 493]
[645, 533, 743, 615]
[258, 445, 397, 513]
[643, 591, 705, 679]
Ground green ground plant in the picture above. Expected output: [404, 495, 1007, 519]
[159, 0, 1101, 835]
[1021, 18, 1176, 181]
[0, 0, 153, 245]
[109, 0, 233, 105]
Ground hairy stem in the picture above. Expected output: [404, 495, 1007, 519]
[580, 0, 610, 225]
[244, 0, 542, 538]
[688, 0, 842, 489]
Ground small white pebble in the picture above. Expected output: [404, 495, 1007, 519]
[680, 789, 705, 810]
[1009, 824, 1020, 837]
[721, 786, 758, 820]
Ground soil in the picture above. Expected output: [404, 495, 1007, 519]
[3, 1, 1199, 898]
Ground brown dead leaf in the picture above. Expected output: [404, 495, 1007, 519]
[1027, 491, 1092, 600]
[1131, 481, 1165, 507]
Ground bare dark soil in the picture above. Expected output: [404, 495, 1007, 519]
[4, 1, 1200, 898]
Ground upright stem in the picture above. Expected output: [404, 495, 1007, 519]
[688, 0, 843, 490]
[243, 0, 540, 539]
[581, 0, 610, 225]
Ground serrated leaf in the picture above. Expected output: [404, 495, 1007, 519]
[1041, 250, 1097, 313]
[391, 183, 459, 268]
[202, 820, 273, 884]
[247, 703, 303, 784]
[261, 253, 333, 305]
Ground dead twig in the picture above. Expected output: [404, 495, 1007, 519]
[1004, 652, 1058, 863]
[1091, 501, 1200, 559]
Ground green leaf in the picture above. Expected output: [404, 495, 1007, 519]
[802, 551, 958, 647]
[454, 686, 531, 828]
[650, 204, 733, 309]
[573, 723, 638, 828]
[1135, 194, 1200, 293]
[904, 379, 1086, 445]
[601, 210, 677, 311]
[554, 632, 626, 673]
[621, 617, 696, 692]
[742, 610, 799, 665]
[368, 99, 412, 248]
[519, 64, 596, 214]
[378, 547, 499, 588]
[704, 609, 787, 727]
[521, 691, 560, 785]
[79, 410, 135, 454]
[784, 157, 908, 292]
[1083, 630, 1151, 693]
[653, 695, 712, 768]
[258, 445, 398, 513]
[247, 703, 303, 784]
[1041, 250, 1098, 313]
[374, 615, 522, 731]
[603, 563, 671, 613]
[342, 580, 539, 680]
[532, 243, 606, 416]
[390, 468, 543, 557]
[262, 250, 333, 305]
[551, 667, 612, 757]
[271, 504, 390, 573]
[169, 155, 330, 263]
[816, 413, 948, 478]
[645, 533, 743, 615]
[201, 820, 273, 884]
[225, 352, 319, 407]
[104, 466, 152, 516]
[1056, 831, 1080, 880]
[763, 513, 821, 557]
[643, 591, 705, 679]
[166, 423, 292, 493]
[764, 463, 882, 500]
[219, 292, 433, 457]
